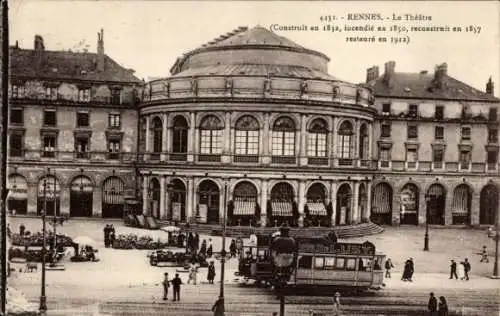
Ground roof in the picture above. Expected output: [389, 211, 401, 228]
[172, 63, 337, 80]
[10, 48, 142, 84]
[367, 72, 499, 102]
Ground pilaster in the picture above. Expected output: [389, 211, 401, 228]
[298, 180, 306, 227]
[445, 191, 454, 225]
[365, 182, 372, 221]
[470, 193, 480, 226]
[160, 176, 166, 219]
[187, 177, 194, 220]
[353, 181, 360, 224]
[418, 190, 427, 225]
[188, 112, 196, 162]
[142, 175, 148, 214]
[299, 114, 308, 166]
[161, 113, 168, 161]
[222, 112, 231, 164]
[262, 113, 270, 165]
[392, 187, 401, 225]
[144, 116, 150, 161]
[330, 181, 337, 226]
[260, 179, 268, 226]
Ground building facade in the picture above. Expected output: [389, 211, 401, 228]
[367, 62, 499, 226]
[7, 30, 142, 218]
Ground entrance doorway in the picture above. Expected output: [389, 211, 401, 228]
[426, 184, 446, 225]
[70, 176, 93, 217]
[198, 180, 220, 224]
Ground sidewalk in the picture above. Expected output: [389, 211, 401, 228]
[383, 272, 500, 290]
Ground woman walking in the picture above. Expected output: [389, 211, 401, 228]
[438, 296, 449, 316]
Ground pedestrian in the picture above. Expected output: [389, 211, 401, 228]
[103, 225, 110, 248]
[229, 240, 237, 258]
[385, 258, 395, 278]
[109, 228, 116, 248]
[188, 233, 194, 251]
[7, 224, 11, 239]
[171, 273, 183, 301]
[207, 260, 216, 284]
[332, 291, 341, 316]
[401, 259, 410, 281]
[200, 239, 207, 257]
[207, 239, 213, 258]
[407, 258, 414, 282]
[449, 260, 458, 280]
[19, 223, 25, 236]
[458, 260, 465, 280]
[162, 272, 170, 300]
[480, 246, 489, 263]
[428, 292, 438, 316]
[438, 296, 448, 316]
[235, 236, 243, 256]
[194, 233, 200, 251]
[463, 258, 471, 280]
[187, 262, 198, 285]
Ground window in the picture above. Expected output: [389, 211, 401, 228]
[335, 257, 345, 269]
[307, 119, 328, 157]
[359, 124, 369, 159]
[434, 126, 444, 140]
[107, 139, 121, 159]
[489, 108, 498, 121]
[435, 105, 444, 120]
[345, 258, 357, 271]
[45, 87, 58, 100]
[42, 135, 57, 158]
[379, 148, 390, 168]
[487, 150, 498, 170]
[9, 134, 23, 157]
[43, 110, 57, 126]
[78, 89, 91, 102]
[314, 257, 325, 269]
[461, 127, 471, 141]
[298, 256, 313, 269]
[382, 103, 391, 114]
[460, 150, 471, 169]
[406, 148, 417, 168]
[381, 123, 391, 137]
[76, 112, 89, 127]
[109, 113, 121, 128]
[488, 128, 498, 143]
[199, 115, 223, 155]
[10, 108, 23, 125]
[11, 84, 25, 98]
[234, 116, 259, 157]
[433, 148, 444, 169]
[325, 257, 335, 269]
[111, 89, 121, 104]
[272, 117, 296, 157]
[75, 137, 89, 159]
[407, 125, 418, 139]
[408, 104, 418, 117]
[172, 115, 188, 157]
[338, 121, 353, 160]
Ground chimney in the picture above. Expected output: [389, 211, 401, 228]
[97, 28, 105, 72]
[434, 63, 448, 88]
[366, 66, 379, 83]
[486, 77, 494, 96]
[383, 61, 396, 86]
[34, 35, 45, 51]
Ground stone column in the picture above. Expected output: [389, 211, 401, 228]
[299, 114, 308, 166]
[144, 116, 150, 161]
[188, 112, 196, 162]
[298, 180, 306, 227]
[353, 181, 360, 224]
[160, 176, 165, 219]
[262, 113, 270, 164]
[142, 175, 148, 214]
[392, 186, 401, 225]
[294, 125, 301, 162]
[365, 181, 372, 221]
[354, 119, 360, 167]
[164, 176, 171, 220]
[260, 179, 268, 226]
[331, 116, 337, 167]
[59, 184, 70, 216]
[327, 116, 333, 166]
[445, 191, 454, 225]
[367, 122, 373, 161]
[222, 112, 231, 164]
[161, 113, 168, 161]
[470, 193, 480, 226]
[187, 177, 194, 221]
[27, 184, 38, 215]
[418, 190, 427, 225]
[219, 180, 229, 225]
[330, 181, 337, 226]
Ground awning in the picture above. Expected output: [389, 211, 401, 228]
[271, 201, 293, 216]
[234, 200, 256, 215]
[307, 202, 327, 216]
[372, 185, 391, 214]
[452, 186, 469, 214]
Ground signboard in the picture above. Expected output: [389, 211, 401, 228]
[198, 204, 207, 223]
[172, 202, 181, 221]
[298, 241, 376, 256]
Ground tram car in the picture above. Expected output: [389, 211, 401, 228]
[236, 233, 386, 292]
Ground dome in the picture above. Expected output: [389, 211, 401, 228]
[170, 26, 334, 79]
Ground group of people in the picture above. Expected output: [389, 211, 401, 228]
[103, 224, 116, 248]
[162, 272, 183, 301]
[229, 237, 243, 258]
[401, 258, 415, 282]
[449, 258, 471, 281]
[428, 292, 449, 316]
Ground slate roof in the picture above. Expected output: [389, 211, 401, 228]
[10, 48, 142, 84]
[367, 72, 499, 102]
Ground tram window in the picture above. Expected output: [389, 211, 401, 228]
[325, 257, 335, 269]
[346, 258, 356, 271]
[298, 256, 313, 269]
[314, 257, 325, 269]
[335, 257, 345, 269]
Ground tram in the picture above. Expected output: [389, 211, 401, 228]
[236, 233, 386, 291]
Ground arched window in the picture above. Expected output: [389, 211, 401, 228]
[199, 115, 224, 155]
[234, 116, 259, 162]
[338, 121, 353, 160]
[359, 123, 369, 160]
[307, 119, 328, 157]
[172, 116, 188, 160]
[152, 117, 163, 156]
[272, 117, 296, 163]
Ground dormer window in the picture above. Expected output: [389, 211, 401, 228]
[435, 105, 444, 120]
[461, 127, 471, 141]
[78, 88, 91, 102]
[382, 103, 391, 115]
[45, 87, 58, 100]
[11, 84, 25, 98]
[489, 108, 498, 121]
[111, 88, 122, 105]
[408, 104, 418, 118]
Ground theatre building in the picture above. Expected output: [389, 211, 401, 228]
[367, 61, 499, 226]
[7, 30, 142, 218]
[138, 26, 377, 227]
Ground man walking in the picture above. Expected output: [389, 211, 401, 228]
[171, 273, 183, 301]
[449, 260, 458, 279]
[463, 258, 471, 281]
[428, 292, 438, 316]
[480, 246, 489, 263]
[162, 272, 170, 300]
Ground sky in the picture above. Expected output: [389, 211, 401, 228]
[9, 1, 500, 96]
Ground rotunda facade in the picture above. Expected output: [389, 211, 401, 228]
[138, 26, 376, 227]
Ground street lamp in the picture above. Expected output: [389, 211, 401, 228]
[491, 208, 499, 279]
[424, 194, 431, 252]
[214, 179, 229, 316]
[39, 170, 49, 314]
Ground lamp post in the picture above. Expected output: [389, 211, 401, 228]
[424, 194, 431, 252]
[491, 205, 499, 279]
[216, 179, 228, 316]
[39, 170, 49, 314]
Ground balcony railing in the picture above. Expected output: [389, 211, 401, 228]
[75, 152, 90, 159]
[308, 157, 329, 166]
[432, 161, 444, 169]
[271, 156, 296, 164]
[487, 162, 498, 171]
[338, 158, 353, 166]
[170, 153, 187, 161]
[198, 154, 221, 162]
[234, 155, 259, 163]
